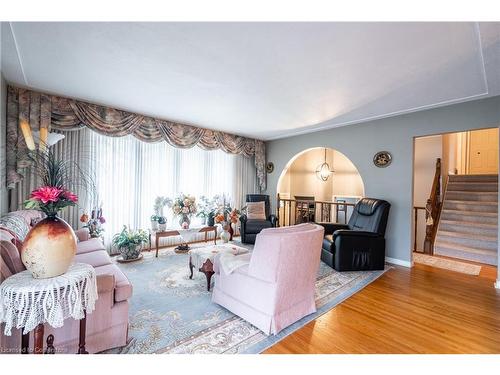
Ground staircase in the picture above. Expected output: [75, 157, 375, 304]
[434, 174, 498, 266]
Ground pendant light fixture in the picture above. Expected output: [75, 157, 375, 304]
[315, 148, 334, 181]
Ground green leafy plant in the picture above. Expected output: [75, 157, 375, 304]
[112, 226, 149, 249]
[157, 216, 166, 225]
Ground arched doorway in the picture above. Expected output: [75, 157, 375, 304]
[276, 147, 365, 226]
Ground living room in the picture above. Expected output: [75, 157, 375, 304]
[1, 1, 500, 373]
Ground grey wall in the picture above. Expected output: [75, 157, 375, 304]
[0, 73, 7, 215]
[265, 96, 500, 266]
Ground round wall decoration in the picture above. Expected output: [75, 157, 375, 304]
[373, 151, 392, 168]
[266, 162, 275, 173]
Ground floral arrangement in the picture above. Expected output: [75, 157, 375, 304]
[24, 186, 78, 217]
[151, 196, 172, 223]
[80, 207, 106, 238]
[172, 194, 197, 218]
[22, 147, 94, 217]
[211, 194, 239, 223]
[229, 208, 240, 224]
[196, 195, 214, 220]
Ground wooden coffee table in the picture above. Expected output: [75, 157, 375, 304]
[153, 226, 217, 257]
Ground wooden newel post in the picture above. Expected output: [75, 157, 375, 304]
[423, 158, 442, 255]
[423, 198, 433, 254]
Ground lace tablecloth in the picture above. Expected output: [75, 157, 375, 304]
[0, 263, 98, 335]
[188, 244, 250, 269]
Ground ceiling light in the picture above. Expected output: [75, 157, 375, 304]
[315, 148, 334, 181]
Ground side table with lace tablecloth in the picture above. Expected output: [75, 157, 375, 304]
[188, 244, 250, 291]
[0, 263, 98, 354]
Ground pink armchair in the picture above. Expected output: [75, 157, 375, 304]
[212, 223, 324, 335]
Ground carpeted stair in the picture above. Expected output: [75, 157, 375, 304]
[434, 174, 498, 266]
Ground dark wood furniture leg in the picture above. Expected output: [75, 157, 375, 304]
[77, 312, 88, 354]
[156, 235, 159, 258]
[199, 259, 215, 291]
[189, 257, 194, 279]
[44, 335, 55, 354]
[33, 323, 44, 354]
[21, 332, 29, 354]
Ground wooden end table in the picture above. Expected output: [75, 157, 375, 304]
[154, 226, 217, 257]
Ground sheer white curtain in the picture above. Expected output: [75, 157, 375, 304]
[83, 129, 258, 247]
[11, 127, 258, 249]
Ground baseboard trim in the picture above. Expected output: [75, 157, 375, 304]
[495, 280, 500, 289]
[385, 257, 412, 268]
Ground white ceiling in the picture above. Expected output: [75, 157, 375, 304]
[1, 22, 499, 140]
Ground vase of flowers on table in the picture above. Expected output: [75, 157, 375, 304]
[112, 226, 149, 261]
[80, 206, 106, 239]
[213, 195, 240, 242]
[21, 149, 90, 279]
[172, 194, 197, 228]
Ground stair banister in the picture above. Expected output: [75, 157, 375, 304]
[423, 158, 442, 254]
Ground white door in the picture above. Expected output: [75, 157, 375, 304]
[468, 128, 499, 174]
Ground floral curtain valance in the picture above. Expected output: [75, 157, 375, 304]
[6, 86, 266, 190]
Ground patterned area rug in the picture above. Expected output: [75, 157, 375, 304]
[106, 243, 388, 354]
[413, 253, 481, 275]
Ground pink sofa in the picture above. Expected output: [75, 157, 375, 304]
[0, 210, 132, 353]
[212, 223, 324, 335]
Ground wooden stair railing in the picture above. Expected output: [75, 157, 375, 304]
[423, 158, 442, 254]
[276, 193, 356, 227]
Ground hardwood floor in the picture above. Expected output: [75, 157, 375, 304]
[264, 263, 500, 354]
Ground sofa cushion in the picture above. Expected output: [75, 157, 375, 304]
[76, 238, 105, 254]
[94, 264, 133, 302]
[245, 219, 273, 234]
[75, 250, 112, 268]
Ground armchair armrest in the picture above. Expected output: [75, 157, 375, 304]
[268, 214, 278, 227]
[333, 230, 381, 239]
[96, 273, 115, 306]
[75, 228, 90, 242]
[97, 273, 115, 293]
[333, 230, 386, 271]
[317, 222, 349, 235]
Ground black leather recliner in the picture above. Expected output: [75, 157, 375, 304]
[318, 198, 390, 271]
[239, 194, 278, 244]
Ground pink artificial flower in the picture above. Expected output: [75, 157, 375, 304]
[62, 190, 78, 203]
[30, 186, 63, 204]
[99, 216, 106, 224]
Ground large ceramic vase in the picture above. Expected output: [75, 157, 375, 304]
[21, 215, 77, 279]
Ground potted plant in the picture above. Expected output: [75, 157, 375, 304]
[112, 226, 149, 261]
[158, 216, 167, 231]
[150, 214, 160, 231]
[196, 195, 214, 225]
[152, 196, 172, 230]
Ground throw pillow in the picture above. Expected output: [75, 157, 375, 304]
[246, 201, 266, 220]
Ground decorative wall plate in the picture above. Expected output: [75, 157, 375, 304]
[266, 162, 274, 173]
[373, 151, 392, 168]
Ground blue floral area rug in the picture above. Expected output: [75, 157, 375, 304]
[106, 243, 389, 354]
